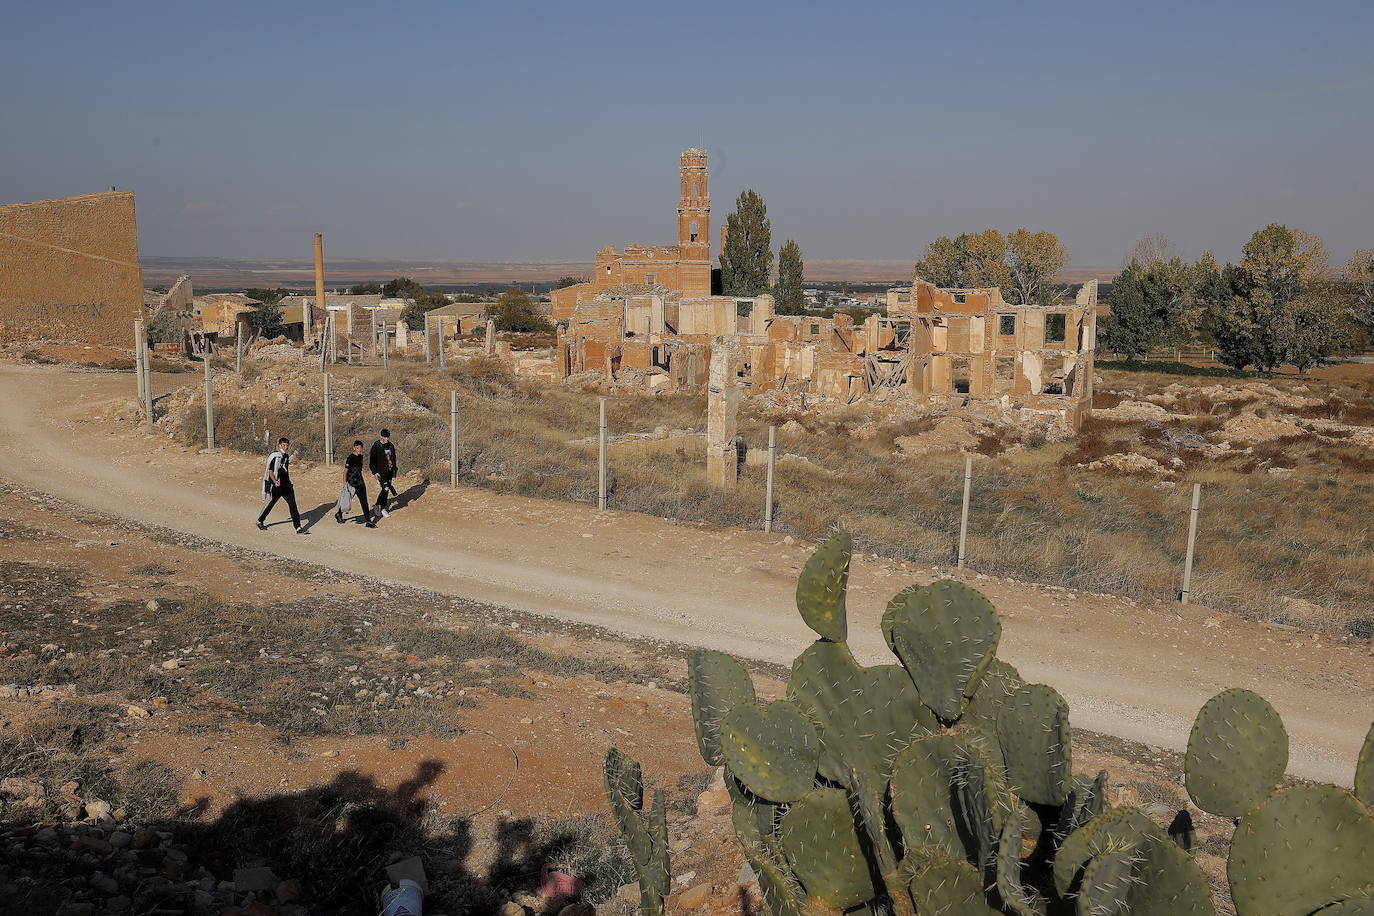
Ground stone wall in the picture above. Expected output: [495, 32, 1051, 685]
[0, 191, 144, 345]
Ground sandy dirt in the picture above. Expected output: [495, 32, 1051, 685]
[1, 360, 1370, 788]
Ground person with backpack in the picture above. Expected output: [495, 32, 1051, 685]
[257, 437, 307, 534]
[335, 440, 377, 527]
[369, 428, 398, 520]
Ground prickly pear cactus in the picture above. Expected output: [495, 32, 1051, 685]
[891, 734, 966, 857]
[1228, 785, 1374, 916]
[1057, 770, 1109, 839]
[787, 639, 935, 782]
[883, 579, 1000, 722]
[1054, 807, 1166, 899]
[997, 683, 1072, 806]
[688, 648, 757, 766]
[779, 788, 876, 911]
[1077, 831, 1213, 916]
[795, 531, 851, 642]
[1357, 721, 1374, 808]
[996, 802, 1045, 916]
[907, 855, 1000, 915]
[720, 700, 819, 803]
[603, 748, 670, 916]
[1185, 688, 1289, 818]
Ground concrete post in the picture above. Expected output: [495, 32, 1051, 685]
[235, 332, 244, 376]
[485, 319, 496, 357]
[134, 320, 146, 404]
[370, 310, 378, 360]
[424, 314, 432, 364]
[449, 390, 459, 487]
[324, 373, 334, 466]
[346, 331, 353, 365]
[203, 350, 216, 451]
[312, 233, 325, 340]
[438, 320, 447, 370]
[764, 424, 777, 533]
[382, 325, 390, 371]
[1181, 483, 1202, 604]
[957, 455, 973, 569]
[319, 314, 328, 372]
[706, 337, 741, 488]
[140, 326, 154, 431]
[597, 397, 609, 511]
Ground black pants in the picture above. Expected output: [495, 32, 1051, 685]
[376, 476, 396, 514]
[351, 480, 371, 521]
[259, 483, 301, 529]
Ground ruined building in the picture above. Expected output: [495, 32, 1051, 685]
[532, 151, 1096, 432]
[550, 149, 713, 321]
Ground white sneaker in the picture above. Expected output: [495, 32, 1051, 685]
[380, 508, 390, 518]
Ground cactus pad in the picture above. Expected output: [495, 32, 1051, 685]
[1228, 785, 1374, 916]
[603, 748, 670, 915]
[1356, 721, 1374, 808]
[890, 734, 966, 857]
[883, 580, 1001, 722]
[1185, 688, 1289, 818]
[997, 802, 1045, 916]
[907, 856, 1000, 915]
[787, 639, 936, 782]
[795, 532, 851, 642]
[1058, 770, 1109, 839]
[1054, 807, 1165, 898]
[780, 787, 877, 910]
[1078, 831, 1213, 916]
[688, 649, 757, 766]
[720, 700, 819, 803]
[997, 683, 1072, 806]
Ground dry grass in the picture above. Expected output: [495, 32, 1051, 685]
[167, 357, 1374, 637]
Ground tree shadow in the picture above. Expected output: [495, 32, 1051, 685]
[127, 760, 619, 915]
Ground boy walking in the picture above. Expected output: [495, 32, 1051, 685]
[369, 428, 398, 519]
[336, 440, 377, 527]
[257, 437, 308, 534]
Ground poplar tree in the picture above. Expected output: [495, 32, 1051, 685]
[720, 190, 773, 296]
[775, 240, 806, 314]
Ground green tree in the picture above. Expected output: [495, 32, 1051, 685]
[149, 309, 182, 345]
[1346, 249, 1374, 340]
[1102, 247, 1214, 359]
[249, 302, 284, 338]
[720, 190, 773, 296]
[382, 277, 425, 299]
[554, 276, 589, 289]
[913, 230, 1012, 290]
[774, 240, 806, 315]
[1206, 224, 1341, 373]
[347, 281, 385, 295]
[487, 287, 550, 333]
[401, 289, 450, 329]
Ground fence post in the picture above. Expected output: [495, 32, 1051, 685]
[140, 324, 154, 432]
[764, 424, 777, 532]
[203, 349, 216, 451]
[1180, 483, 1202, 604]
[382, 326, 390, 371]
[424, 315, 432, 364]
[319, 318, 328, 372]
[957, 455, 973, 569]
[438, 320, 447, 370]
[597, 397, 608, 511]
[449, 389, 459, 487]
[235, 332, 244, 375]
[346, 331, 353, 365]
[134, 320, 146, 404]
[324, 373, 334, 466]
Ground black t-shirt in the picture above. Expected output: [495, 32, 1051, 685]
[345, 452, 364, 486]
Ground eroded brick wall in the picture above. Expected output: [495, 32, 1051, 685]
[0, 191, 144, 345]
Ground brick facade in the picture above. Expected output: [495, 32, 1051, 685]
[0, 191, 144, 345]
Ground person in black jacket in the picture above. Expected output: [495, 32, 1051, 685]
[257, 437, 307, 534]
[335, 440, 376, 527]
[369, 429, 398, 520]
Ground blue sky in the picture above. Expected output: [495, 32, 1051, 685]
[2, 0, 1371, 268]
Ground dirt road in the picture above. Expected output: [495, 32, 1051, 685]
[1, 360, 1369, 785]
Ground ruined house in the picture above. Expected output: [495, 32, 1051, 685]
[537, 149, 1096, 432]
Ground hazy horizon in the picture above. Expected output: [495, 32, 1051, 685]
[3, 0, 1371, 269]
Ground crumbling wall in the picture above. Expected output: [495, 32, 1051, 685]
[0, 191, 144, 344]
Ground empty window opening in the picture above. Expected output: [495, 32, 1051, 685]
[998, 314, 1016, 336]
[605, 265, 611, 275]
[952, 358, 971, 394]
[1043, 354, 1069, 395]
[810, 323, 821, 335]
[645, 273, 656, 285]
[953, 292, 967, 304]
[994, 356, 1015, 391]
[690, 220, 699, 243]
[1046, 313, 1066, 343]
[736, 300, 753, 317]
[691, 181, 699, 197]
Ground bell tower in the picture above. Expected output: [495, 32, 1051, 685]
[677, 149, 710, 257]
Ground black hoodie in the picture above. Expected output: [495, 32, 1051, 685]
[369, 439, 397, 479]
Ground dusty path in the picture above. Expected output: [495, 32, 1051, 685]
[1, 360, 1369, 785]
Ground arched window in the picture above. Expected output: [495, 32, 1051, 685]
[691, 181, 698, 198]
[690, 220, 699, 243]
